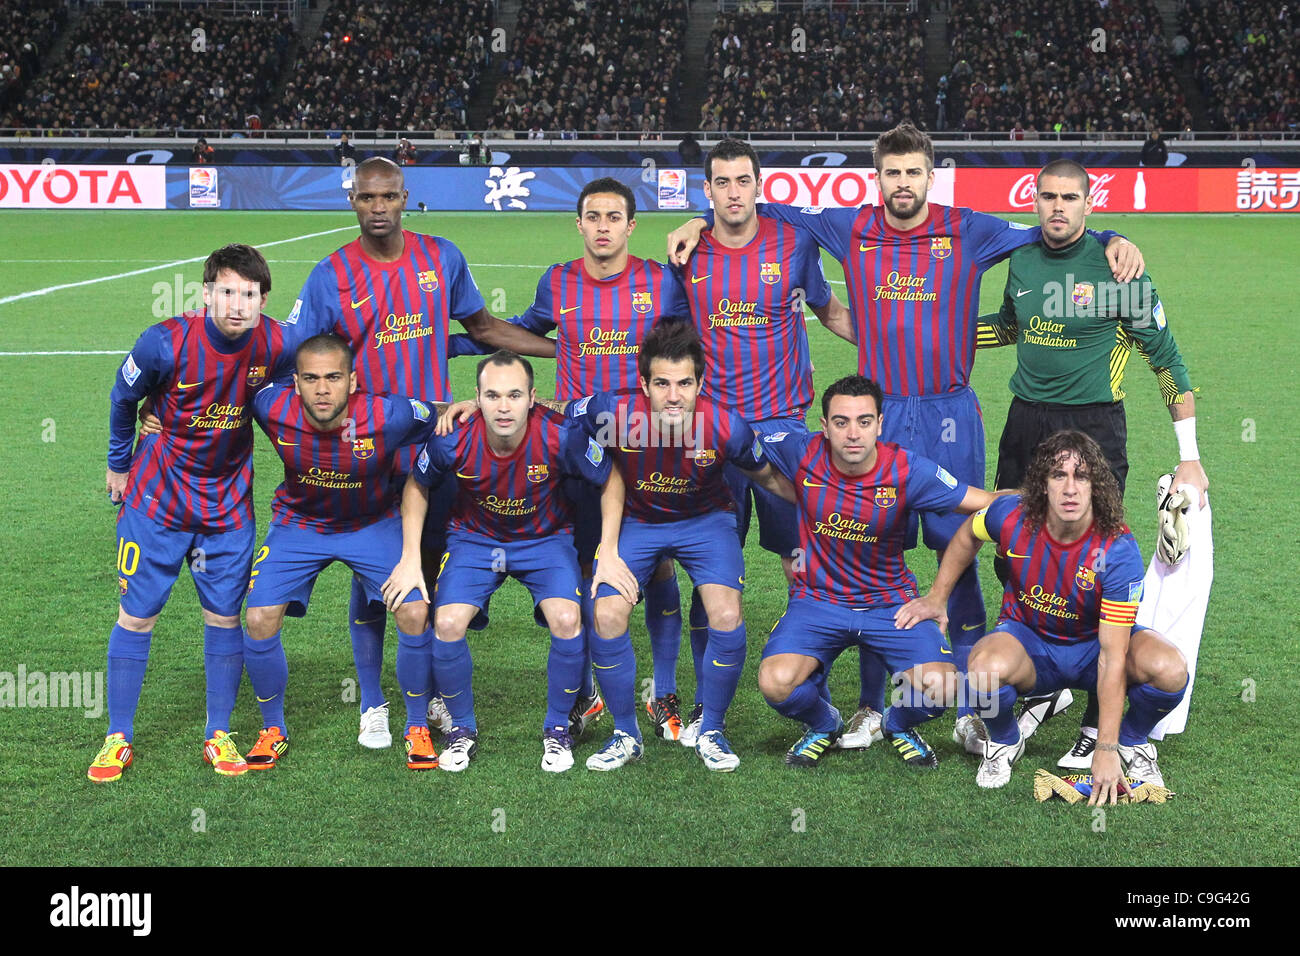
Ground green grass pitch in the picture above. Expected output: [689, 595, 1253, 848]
[0, 209, 1296, 866]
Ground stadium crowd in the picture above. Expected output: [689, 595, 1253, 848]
[0, 0, 67, 120]
[270, 0, 494, 133]
[1180, 0, 1298, 134]
[942, 0, 1191, 135]
[484, 0, 686, 139]
[700, 7, 929, 134]
[5, 4, 293, 132]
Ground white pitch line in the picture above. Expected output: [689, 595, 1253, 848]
[0, 225, 359, 306]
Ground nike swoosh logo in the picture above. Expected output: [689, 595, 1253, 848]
[661, 608, 678, 616]
[456, 472, 480, 479]
[177, 381, 203, 390]
[1006, 551, 1031, 559]
[351, 294, 373, 309]
[276, 437, 299, 446]
[1015, 289, 1033, 298]
[559, 305, 580, 315]
[802, 477, 828, 487]
[406, 690, 424, 697]
[691, 274, 710, 284]
[353, 618, 383, 625]
[618, 447, 644, 454]
[860, 244, 881, 252]
[593, 663, 619, 670]
[940, 647, 953, 655]
[256, 694, 278, 703]
[711, 659, 737, 667]
[442, 691, 462, 699]
[564, 687, 581, 693]
[960, 624, 983, 632]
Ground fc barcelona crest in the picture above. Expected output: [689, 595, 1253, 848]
[417, 270, 439, 293]
[353, 437, 375, 460]
[930, 237, 952, 260]
[527, 463, 549, 483]
[694, 448, 717, 467]
[631, 291, 654, 314]
[1072, 281, 1094, 308]
[760, 261, 782, 285]
[246, 365, 267, 387]
[1074, 565, 1096, 591]
[874, 486, 897, 508]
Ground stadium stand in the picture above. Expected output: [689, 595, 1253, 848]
[701, 6, 929, 134]
[1181, 0, 1297, 134]
[0, 1, 68, 120]
[943, 0, 1191, 136]
[486, 0, 687, 138]
[5, 2, 294, 132]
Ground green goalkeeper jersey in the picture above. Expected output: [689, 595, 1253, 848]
[977, 233, 1192, 406]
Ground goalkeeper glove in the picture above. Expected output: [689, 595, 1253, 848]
[1155, 473, 1191, 566]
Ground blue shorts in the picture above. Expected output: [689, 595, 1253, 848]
[594, 512, 746, 599]
[762, 596, 954, 676]
[992, 619, 1101, 695]
[435, 529, 582, 630]
[421, 469, 458, 561]
[246, 516, 420, 617]
[115, 503, 254, 618]
[881, 387, 985, 550]
[727, 416, 802, 557]
[565, 476, 601, 568]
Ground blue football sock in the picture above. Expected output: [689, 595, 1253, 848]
[243, 628, 289, 734]
[769, 677, 837, 733]
[688, 589, 709, 705]
[590, 631, 639, 738]
[578, 580, 596, 698]
[883, 700, 945, 734]
[701, 624, 745, 733]
[1120, 680, 1188, 747]
[348, 576, 386, 712]
[978, 681, 1020, 744]
[202, 623, 243, 739]
[432, 638, 475, 731]
[857, 649, 886, 711]
[644, 574, 681, 697]
[106, 624, 151, 741]
[395, 627, 433, 731]
[546, 634, 585, 731]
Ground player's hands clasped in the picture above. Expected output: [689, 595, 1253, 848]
[437, 399, 478, 435]
[106, 468, 129, 504]
[665, 218, 708, 267]
[893, 592, 949, 633]
[381, 556, 429, 611]
[1087, 748, 1129, 806]
[590, 552, 639, 604]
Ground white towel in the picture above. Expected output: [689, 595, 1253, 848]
[1135, 483, 1213, 739]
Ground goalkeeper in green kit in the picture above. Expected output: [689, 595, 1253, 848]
[977, 159, 1209, 768]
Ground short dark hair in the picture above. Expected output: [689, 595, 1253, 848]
[1037, 159, 1091, 196]
[638, 320, 705, 383]
[476, 349, 533, 391]
[203, 243, 271, 295]
[704, 137, 760, 181]
[1019, 430, 1125, 537]
[295, 333, 353, 370]
[873, 122, 934, 173]
[821, 374, 884, 419]
[577, 176, 635, 219]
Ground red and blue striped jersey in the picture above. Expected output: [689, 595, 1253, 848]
[509, 255, 690, 399]
[566, 391, 763, 523]
[108, 311, 293, 533]
[747, 202, 1118, 397]
[973, 494, 1145, 644]
[252, 384, 436, 533]
[761, 432, 967, 606]
[683, 218, 830, 421]
[291, 230, 485, 467]
[414, 407, 611, 539]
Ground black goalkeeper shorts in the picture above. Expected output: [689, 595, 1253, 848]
[994, 396, 1129, 494]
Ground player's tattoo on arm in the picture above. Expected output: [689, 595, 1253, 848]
[536, 398, 568, 414]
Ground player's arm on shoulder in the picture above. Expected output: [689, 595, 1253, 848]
[809, 292, 855, 344]
[977, 271, 1020, 348]
[666, 215, 709, 266]
[732, 419, 796, 502]
[1087, 228, 1144, 283]
[965, 207, 1041, 268]
[382, 471, 432, 611]
[458, 306, 556, 358]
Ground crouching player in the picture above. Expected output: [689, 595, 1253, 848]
[382, 351, 612, 773]
[568, 322, 794, 772]
[897, 431, 1188, 801]
[91, 244, 293, 783]
[242, 334, 447, 770]
[757, 375, 1002, 769]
